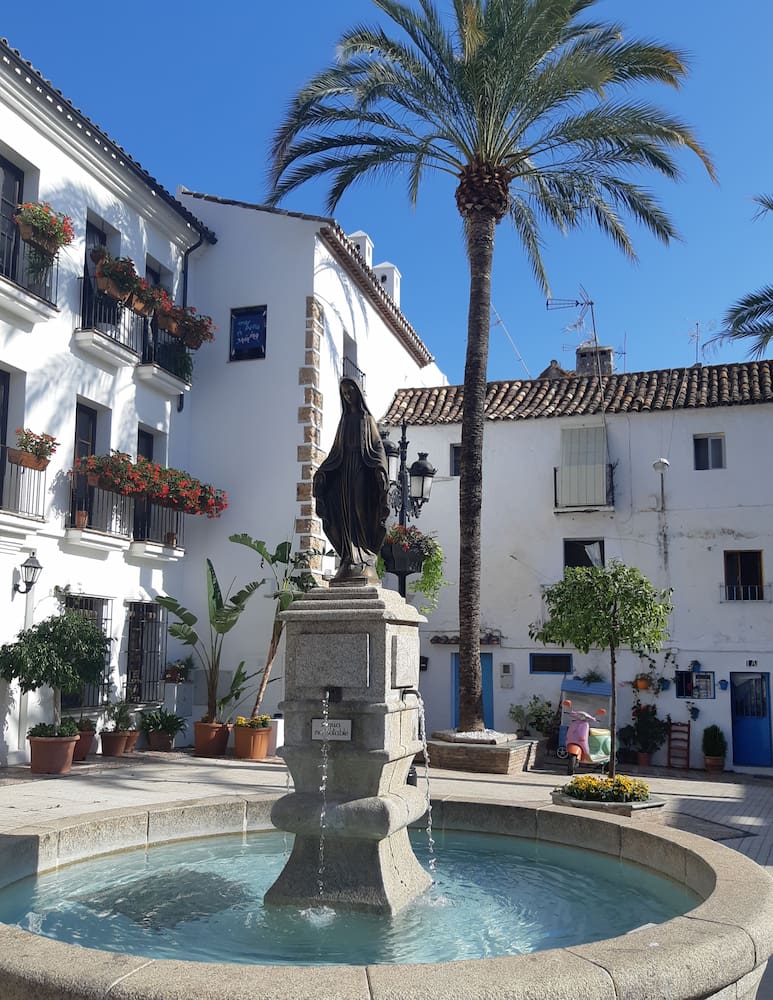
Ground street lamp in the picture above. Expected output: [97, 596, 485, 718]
[13, 551, 42, 594]
[380, 422, 436, 596]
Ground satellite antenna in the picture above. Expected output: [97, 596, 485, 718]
[490, 304, 532, 378]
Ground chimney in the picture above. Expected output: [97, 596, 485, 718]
[576, 342, 614, 376]
[374, 261, 401, 309]
[347, 230, 373, 269]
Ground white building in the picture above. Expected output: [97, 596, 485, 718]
[382, 347, 773, 772]
[0, 39, 443, 761]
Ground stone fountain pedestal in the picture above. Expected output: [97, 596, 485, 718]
[265, 583, 431, 914]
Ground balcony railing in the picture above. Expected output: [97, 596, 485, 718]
[720, 583, 771, 603]
[133, 499, 185, 547]
[554, 464, 615, 509]
[343, 356, 366, 391]
[69, 478, 134, 536]
[0, 445, 47, 518]
[0, 233, 59, 305]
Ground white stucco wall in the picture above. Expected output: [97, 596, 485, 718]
[400, 400, 773, 770]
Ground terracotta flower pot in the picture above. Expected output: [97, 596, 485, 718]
[124, 730, 139, 753]
[17, 220, 58, 256]
[148, 731, 174, 752]
[234, 725, 270, 760]
[193, 721, 231, 757]
[636, 751, 652, 766]
[96, 274, 131, 302]
[75, 510, 89, 529]
[28, 735, 79, 775]
[156, 313, 181, 336]
[6, 448, 49, 471]
[634, 678, 650, 691]
[100, 730, 129, 756]
[704, 755, 725, 773]
[130, 293, 154, 318]
[72, 729, 95, 762]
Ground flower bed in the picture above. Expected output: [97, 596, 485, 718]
[559, 774, 650, 802]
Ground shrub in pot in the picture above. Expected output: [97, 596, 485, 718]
[70, 715, 96, 762]
[140, 708, 187, 751]
[101, 699, 137, 756]
[702, 724, 728, 772]
[0, 612, 109, 775]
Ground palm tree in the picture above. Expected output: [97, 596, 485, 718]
[720, 195, 773, 358]
[269, 0, 714, 731]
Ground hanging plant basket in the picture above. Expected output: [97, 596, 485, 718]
[6, 448, 49, 471]
[381, 542, 425, 576]
[16, 221, 59, 257]
[96, 274, 131, 303]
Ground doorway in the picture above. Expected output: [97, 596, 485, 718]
[730, 672, 772, 766]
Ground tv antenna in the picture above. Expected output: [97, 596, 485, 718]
[490, 304, 532, 378]
[546, 286, 598, 343]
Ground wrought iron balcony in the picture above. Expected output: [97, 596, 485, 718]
[343, 356, 366, 390]
[69, 477, 134, 536]
[77, 276, 143, 355]
[0, 445, 47, 518]
[133, 499, 185, 548]
[0, 234, 59, 305]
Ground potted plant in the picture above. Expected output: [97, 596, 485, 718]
[0, 612, 109, 775]
[177, 306, 217, 350]
[702, 724, 728, 773]
[73, 450, 136, 494]
[101, 699, 136, 756]
[7, 427, 60, 471]
[156, 559, 263, 756]
[140, 708, 187, 751]
[26, 719, 81, 775]
[380, 524, 446, 613]
[95, 254, 138, 302]
[631, 701, 670, 765]
[233, 714, 272, 760]
[164, 656, 193, 684]
[155, 293, 183, 335]
[70, 715, 96, 762]
[129, 279, 167, 318]
[14, 201, 75, 256]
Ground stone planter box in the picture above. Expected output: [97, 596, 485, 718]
[551, 790, 666, 820]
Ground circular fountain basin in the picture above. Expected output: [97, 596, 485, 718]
[0, 794, 770, 999]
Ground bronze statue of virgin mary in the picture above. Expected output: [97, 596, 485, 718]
[313, 378, 389, 583]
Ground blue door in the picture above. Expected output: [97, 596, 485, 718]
[452, 653, 494, 729]
[731, 672, 773, 766]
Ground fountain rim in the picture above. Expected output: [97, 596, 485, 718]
[0, 792, 770, 1000]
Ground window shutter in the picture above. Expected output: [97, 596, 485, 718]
[559, 426, 607, 505]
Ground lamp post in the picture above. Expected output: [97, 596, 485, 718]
[13, 551, 42, 594]
[380, 423, 436, 596]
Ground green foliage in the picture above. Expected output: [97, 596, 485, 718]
[531, 560, 672, 777]
[104, 699, 133, 733]
[631, 701, 669, 755]
[157, 558, 263, 722]
[28, 719, 80, 738]
[0, 612, 109, 728]
[407, 540, 447, 614]
[508, 695, 555, 736]
[702, 724, 728, 758]
[718, 195, 773, 358]
[560, 775, 650, 803]
[140, 708, 187, 737]
[229, 534, 317, 715]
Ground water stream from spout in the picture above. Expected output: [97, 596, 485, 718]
[317, 688, 330, 898]
[414, 692, 435, 875]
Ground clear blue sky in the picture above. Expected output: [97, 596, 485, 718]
[4, 2, 770, 384]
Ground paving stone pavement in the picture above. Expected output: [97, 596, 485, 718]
[0, 751, 772, 995]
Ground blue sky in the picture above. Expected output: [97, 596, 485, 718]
[3, 2, 770, 384]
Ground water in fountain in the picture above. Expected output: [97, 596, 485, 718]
[317, 688, 330, 898]
[413, 691, 435, 876]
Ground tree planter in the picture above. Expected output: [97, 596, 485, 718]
[704, 755, 725, 773]
[72, 729, 95, 762]
[6, 448, 49, 471]
[194, 721, 231, 757]
[234, 726, 270, 760]
[148, 731, 174, 752]
[380, 542, 425, 576]
[100, 731, 129, 756]
[28, 736, 79, 775]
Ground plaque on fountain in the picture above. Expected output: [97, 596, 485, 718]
[311, 719, 352, 741]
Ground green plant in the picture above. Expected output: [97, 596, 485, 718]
[96, 254, 139, 294]
[157, 558, 264, 723]
[28, 718, 80, 738]
[76, 716, 96, 732]
[631, 701, 669, 755]
[510, 695, 556, 737]
[560, 774, 650, 803]
[235, 714, 271, 729]
[0, 612, 110, 728]
[14, 428, 59, 460]
[531, 561, 673, 778]
[507, 703, 529, 733]
[381, 524, 447, 613]
[157, 340, 194, 384]
[104, 699, 133, 732]
[140, 708, 187, 737]
[229, 535, 317, 716]
[14, 201, 75, 249]
[577, 669, 606, 685]
[702, 724, 728, 759]
[177, 306, 217, 349]
[164, 656, 193, 683]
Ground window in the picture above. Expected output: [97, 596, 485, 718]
[564, 538, 605, 569]
[675, 670, 715, 699]
[0, 154, 23, 283]
[694, 435, 725, 470]
[724, 550, 764, 601]
[60, 595, 112, 709]
[450, 444, 461, 477]
[530, 653, 573, 674]
[555, 425, 611, 507]
[126, 602, 167, 703]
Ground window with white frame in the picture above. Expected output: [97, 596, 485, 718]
[694, 434, 725, 470]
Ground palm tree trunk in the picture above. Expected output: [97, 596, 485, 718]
[457, 211, 497, 732]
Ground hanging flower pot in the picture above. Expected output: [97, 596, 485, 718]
[16, 221, 59, 257]
[381, 542, 425, 576]
[96, 274, 131, 303]
[6, 447, 49, 471]
[130, 292, 155, 318]
[156, 312, 181, 336]
[14, 203, 74, 256]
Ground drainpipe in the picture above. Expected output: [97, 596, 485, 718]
[177, 230, 205, 412]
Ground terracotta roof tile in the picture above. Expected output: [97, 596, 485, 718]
[381, 361, 773, 424]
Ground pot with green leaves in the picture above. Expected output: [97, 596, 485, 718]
[26, 719, 81, 775]
[702, 724, 728, 773]
[233, 714, 271, 760]
[101, 699, 135, 756]
[71, 716, 97, 762]
[140, 708, 187, 751]
[0, 612, 110, 775]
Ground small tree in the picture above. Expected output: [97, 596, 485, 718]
[0, 612, 110, 727]
[229, 534, 317, 716]
[530, 561, 672, 778]
[157, 559, 263, 723]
